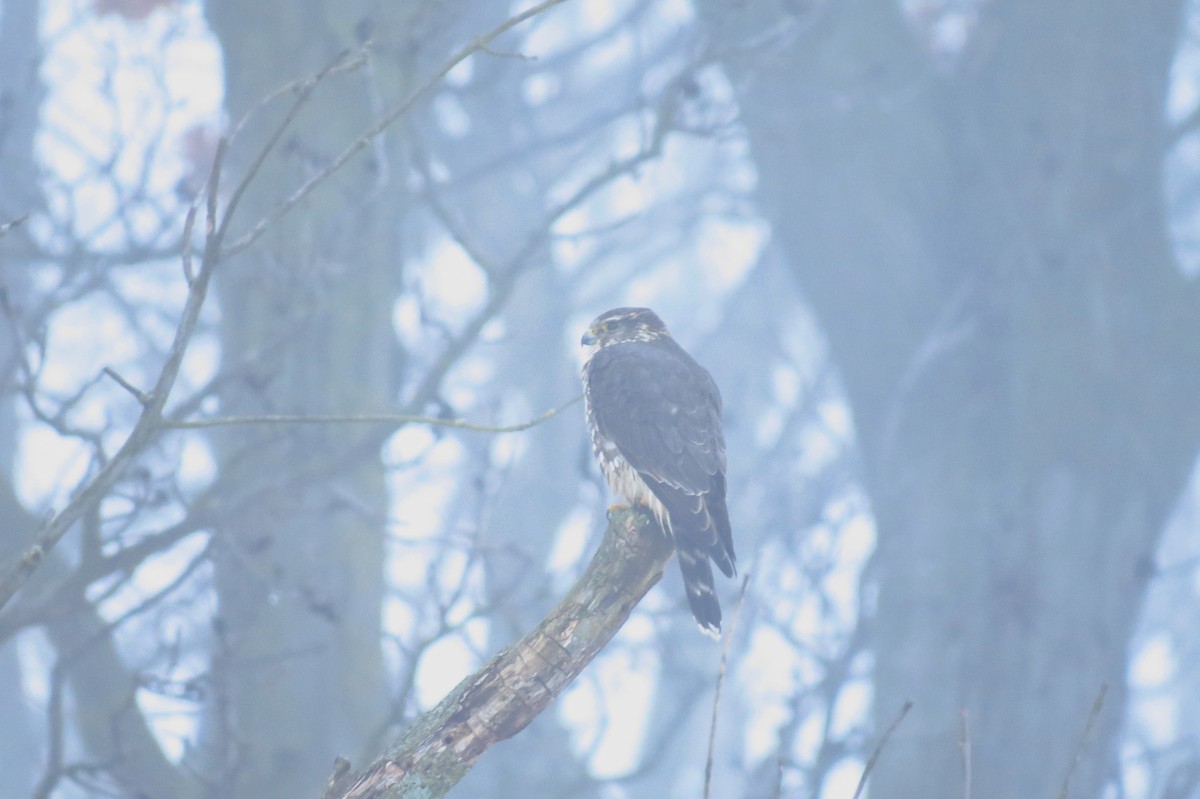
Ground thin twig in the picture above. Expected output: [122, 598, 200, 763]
[215, 48, 361, 245]
[180, 203, 198, 284]
[101, 368, 149, 405]
[222, 0, 572, 258]
[1056, 682, 1108, 799]
[704, 573, 751, 799]
[851, 700, 914, 799]
[478, 43, 536, 61]
[0, 214, 29, 237]
[206, 136, 225, 237]
[165, 396, 582, 433]
[959, 707, 972, 799]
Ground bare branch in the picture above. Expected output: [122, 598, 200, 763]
[102, 367, 150, 405]
[0, 213, 28, 237]
[181, 202, 198, 284]
[852, 700, 913, 799]
[324, 507, 675, 799]
[164, 396, 581, 433]
[223, 0, 574, 258]
[1056, 683, 1108, 799]
[705, 573, 751, 799]
[215, 48, 365, 245]
[960, 707, 972, 799]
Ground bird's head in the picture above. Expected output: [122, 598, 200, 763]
[581, 307, 670, 353]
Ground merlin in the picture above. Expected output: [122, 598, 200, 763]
[581, 307, 735, 636]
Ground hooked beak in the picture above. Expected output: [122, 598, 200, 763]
[581, 329, 597, 346]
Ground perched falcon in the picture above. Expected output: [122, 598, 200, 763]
[581, 307, 735, 636]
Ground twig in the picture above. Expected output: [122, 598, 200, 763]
[851, 700, 914, 799]
[180, 203, 198, 284]
[215, 48, 359, 246]
[102, 367, 150, 405]
[1056, 682, 1108, 799]
[164, 396, 582, 433]
[222, 0, 572, 258]
[0, 213, 29, 237]
[207, 136, 225, 236]
[704, 573, 751, 799]
[478, 43, 536, 61]
[959, 707, 972, 799]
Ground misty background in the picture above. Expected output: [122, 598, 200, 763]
[1, 1, 1199, 798]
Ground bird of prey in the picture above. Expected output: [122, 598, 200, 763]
[580, 307, 735, 636]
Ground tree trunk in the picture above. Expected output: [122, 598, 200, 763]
[696, 1, 1200, 796]
[198, 3, 452, 796]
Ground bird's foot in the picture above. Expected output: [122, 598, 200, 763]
[605, 503, 631, 519]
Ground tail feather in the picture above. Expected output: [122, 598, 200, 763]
[677, 542, 722, 636]
[708, 473, 736, 578]
[641, 475, 733, 637]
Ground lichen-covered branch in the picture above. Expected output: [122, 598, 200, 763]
[324, 508, 674, 799]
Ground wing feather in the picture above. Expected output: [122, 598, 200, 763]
[585, 340, 725, 496]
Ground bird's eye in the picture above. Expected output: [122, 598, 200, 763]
[601, 321, 613, 331]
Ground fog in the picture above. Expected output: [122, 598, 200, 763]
[1, 1, 1198, 798]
